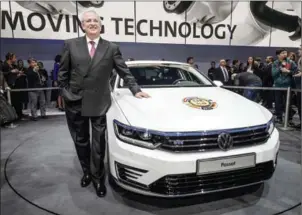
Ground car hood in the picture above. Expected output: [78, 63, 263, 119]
[113, 87, 272, 131]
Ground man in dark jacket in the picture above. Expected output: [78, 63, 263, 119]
[232, 72, 262, 101]
[272, 49, 298, 124]
[262, 56, 274, 108]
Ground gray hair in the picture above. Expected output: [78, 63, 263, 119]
[80, 9, 101, 24]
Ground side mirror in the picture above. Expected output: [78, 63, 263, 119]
[213, 80, 223, 87]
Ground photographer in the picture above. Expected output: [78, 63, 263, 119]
[26, 58, 47, 120]
[272, 49, 299, 124]
[232, 71, 262, 102]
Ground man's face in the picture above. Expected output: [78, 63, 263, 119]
[211, 62, 215, 68]
[220, 60, 226, 67]
[11, 55, 17, 63]
[30, 60, 37, 68]
[81, 12, 101, 36]
[18, 60, 23, 67]
[188, 59, 194, 64]
[279, 51, 287, 60]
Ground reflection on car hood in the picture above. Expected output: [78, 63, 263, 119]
[114, 87, 271, 132]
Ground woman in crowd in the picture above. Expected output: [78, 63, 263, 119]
[247, 56, 264, 77]
[288, 52, 297, 62]
[51, 55, 64, 111]
[288, 51, 301, 128]
[245, 57, 256, 73]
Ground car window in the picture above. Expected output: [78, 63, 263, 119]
[120, 65, 212, 87]
[180, 70, 202, 84]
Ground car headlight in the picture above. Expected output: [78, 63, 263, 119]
[266, 117, 275, 135]
[113, 120, 165, 149]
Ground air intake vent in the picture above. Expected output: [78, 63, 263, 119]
[149, 161, 275, 196]
[115, 162, 149, 190]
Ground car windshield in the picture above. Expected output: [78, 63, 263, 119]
[119, 65, 213, 88]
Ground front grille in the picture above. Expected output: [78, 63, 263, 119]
[115, 162, 149, 190]
[149, 161, 274, 196]
[160, 125, 269, 152]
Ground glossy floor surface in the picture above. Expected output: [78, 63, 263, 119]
[1, 116, 301, 215]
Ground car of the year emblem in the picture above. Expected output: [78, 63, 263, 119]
[217, 133, 233, 151]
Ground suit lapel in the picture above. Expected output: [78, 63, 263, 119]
[78, 36, 110, 76]
[77, 36, 91, 62]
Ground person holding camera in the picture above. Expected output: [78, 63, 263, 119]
[272, 49, 299, 124]
[26, 58, 47, 120]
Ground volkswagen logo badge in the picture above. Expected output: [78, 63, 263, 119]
[217, 133, 233, 151]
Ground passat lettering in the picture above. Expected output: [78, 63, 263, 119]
[221, 161, 236, 167]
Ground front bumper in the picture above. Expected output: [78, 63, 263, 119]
[108, 128, 280, 197]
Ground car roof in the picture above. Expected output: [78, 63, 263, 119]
[125, 60, 190, 67]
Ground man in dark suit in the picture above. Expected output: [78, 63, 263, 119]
[213, 59, 231, 85]
[58, 10, 150, 198]
[207, 61, 216, 80]
[262, 56, 274, 108]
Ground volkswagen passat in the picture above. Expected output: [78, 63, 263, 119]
[107, 61, 279, 197]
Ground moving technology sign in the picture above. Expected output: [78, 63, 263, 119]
[0, 1, 300, 47]
[1, 11, 236, 40]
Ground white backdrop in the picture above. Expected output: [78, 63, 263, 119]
[1, 1, 301, 47]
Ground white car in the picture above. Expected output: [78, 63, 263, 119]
[106, 61, 279, 197]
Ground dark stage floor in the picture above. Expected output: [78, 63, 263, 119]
[1, 116, 301, 215]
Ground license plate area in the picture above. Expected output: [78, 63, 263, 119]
[196, 153, 256, 175]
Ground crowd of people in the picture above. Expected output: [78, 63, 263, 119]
[0, 53, 64, 122]
[201, 47, 301, 128]
[0, 47, 301, 129]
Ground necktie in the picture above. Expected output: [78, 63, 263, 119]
[89, 41, 96, 58]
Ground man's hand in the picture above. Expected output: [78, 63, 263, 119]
[281, 67, 290, 73]
[293, 71, 302, 77]
[134, 91, 150, 99]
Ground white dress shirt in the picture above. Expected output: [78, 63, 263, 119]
[86, 36, 100, 53]
[247, 65, 254, 73]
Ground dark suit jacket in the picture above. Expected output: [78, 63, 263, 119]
[213, 67, 231, 85]
[58, 36, 141, 116]
[1, 62, 17, 88]
[262, 63, 273, 87]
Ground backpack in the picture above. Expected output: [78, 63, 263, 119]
[0, 93, 18, 125]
